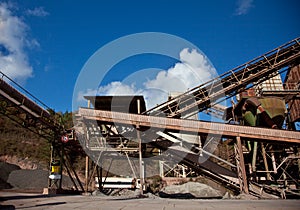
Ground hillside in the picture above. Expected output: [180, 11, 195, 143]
[0, 114, 50, 167]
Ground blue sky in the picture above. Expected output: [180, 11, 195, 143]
[0, 0, 299, 112]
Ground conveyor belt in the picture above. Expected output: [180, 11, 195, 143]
[144, 37, 300, 118]
[78, 108, 300, 144]
[0, 71, 84, 191]
[76, 38, 300, 194]
[167, 146, 241, 192]
[0, 77, 50, 118]
[0, 72, 62, 139]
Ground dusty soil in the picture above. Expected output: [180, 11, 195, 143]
[1, 192, 300, 210]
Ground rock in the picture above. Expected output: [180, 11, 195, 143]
[145, 192, 159, 199]
[159, 182, 222, 199]
[235, 193, 259, 200]
[222, 191, 233, 199]
[92, 189, 107, 196]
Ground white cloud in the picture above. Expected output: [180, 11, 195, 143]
[79, 48, 217, 109]
[97, 81, 139, 96]
[235, 0, 254, 15]
[0, 2, 34, 83]
[145, 49, 214, 93]
[26, 7, 49, 17]
[142, 49, 215, 108]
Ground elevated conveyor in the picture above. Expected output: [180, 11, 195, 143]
[0, 72, 61, 139]
[78, 108, 300, 144]
[144, 37, 300, 118]
[0, 71, 84, 192]
[77, 38, 300, 195]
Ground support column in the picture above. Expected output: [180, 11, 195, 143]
[137, 99, 144, 194]
[85, 99, 91, 193]
[261, 142, 271, 181]
[159, 161, 164, 178]
[85, 155, 89, 193]
[251, 141, 258, 181]
[234, 136, 249, 194]
[58, 143, 64, 190]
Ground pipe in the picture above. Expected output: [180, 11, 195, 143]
[137, 99, 144, 194]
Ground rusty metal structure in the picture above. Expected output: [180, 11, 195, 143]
[75, 37, 300, 197]
[0, 37, 300, 197]
[0, 72, 84, 192]
[284, 64, 300, 124]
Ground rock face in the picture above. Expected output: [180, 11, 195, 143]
[159, 182, 222, 199]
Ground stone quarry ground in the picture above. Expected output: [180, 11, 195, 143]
[1, 191, 300, 210]
[1, 161, 300, 209]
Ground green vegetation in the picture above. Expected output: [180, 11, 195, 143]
[0, 110, 79, 169]
[0, 114, 50, 165]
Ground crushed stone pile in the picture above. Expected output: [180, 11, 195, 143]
[7, 169, 49, 189]
[0, 161, 76, 191]
[7, 169, 75, 190]
[0, 162, 20, 189]
[159, 182, 223, 199]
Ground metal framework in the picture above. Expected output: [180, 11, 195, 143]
[78, 107, 300, 143]
[0, 72, 61, 140]
[0, 71, 84, 192]
[76, 37, 300, 197]
[144, 37, 300, 118]
[1, 37, 300, 197]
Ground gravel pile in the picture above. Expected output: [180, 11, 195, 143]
[0, 162, 20, 189]
[0, 161, 76, 191]
[7, 169, 49, 189]
[159, 182, 223, 199]
[111, 189, 141, 197]
[7, 169, 75, 190]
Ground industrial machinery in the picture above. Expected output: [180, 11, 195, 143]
[1, 37, 300, 197]
[75, 37, 300, 197]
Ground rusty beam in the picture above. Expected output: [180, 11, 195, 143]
[235, 136, 249, 194]
[77, 108, 300, 144]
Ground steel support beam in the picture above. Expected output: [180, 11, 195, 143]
[235, 136, 249, 194]
[77, 108, 300, 144]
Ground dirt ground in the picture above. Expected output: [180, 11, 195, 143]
[1, 191, 300, 210]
